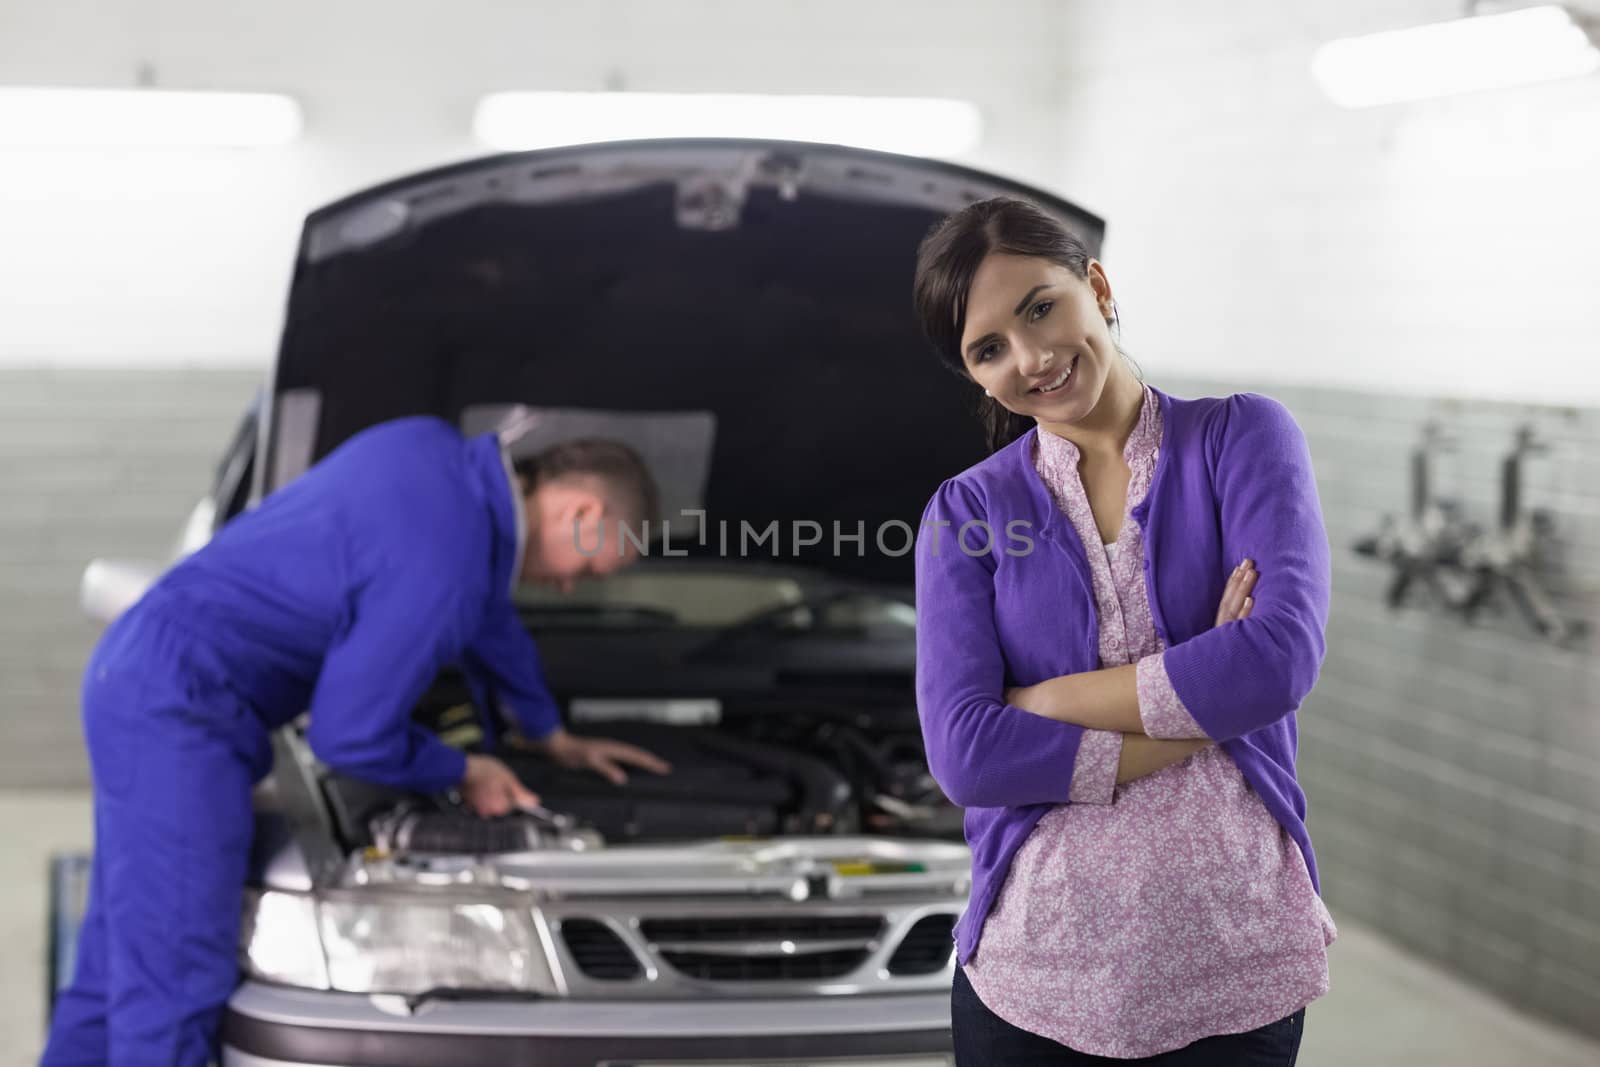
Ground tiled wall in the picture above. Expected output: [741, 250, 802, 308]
[0, 367, 264, 785]
[2, 366, 1596, 1034]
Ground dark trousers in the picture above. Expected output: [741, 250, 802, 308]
[953, 965, 1305, 1066]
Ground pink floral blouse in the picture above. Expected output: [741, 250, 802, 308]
[960, 385, 1338, 1058]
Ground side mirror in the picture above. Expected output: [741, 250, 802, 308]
[175, 496, 218, 558]
[79, 558, 162, 626]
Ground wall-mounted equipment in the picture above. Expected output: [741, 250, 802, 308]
[1353, 422, 1476, 610]
[1354, 422, 1584, 645]
[1457, 426, 1584, 642]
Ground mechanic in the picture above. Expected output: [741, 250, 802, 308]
[42, 415, 672, 1067]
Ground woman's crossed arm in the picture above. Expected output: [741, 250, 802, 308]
[1006, 561, 1260, 736]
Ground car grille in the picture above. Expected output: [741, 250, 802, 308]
[642, 914, 884, 982]
[549, 908, 961, 995]
[640, 915, 884, 943]
[657, 947, 870, 981]
[559, 919, 642, 980]
[886, 913, 956, 975]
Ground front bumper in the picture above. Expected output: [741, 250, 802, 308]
[222, 980, 954, 1067]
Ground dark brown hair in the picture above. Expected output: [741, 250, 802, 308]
[515, 439, 661, 528]
[912, 196, 1109, 452]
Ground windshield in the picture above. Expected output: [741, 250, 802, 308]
[512, 562, 915, 632]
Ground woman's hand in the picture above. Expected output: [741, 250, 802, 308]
[1215, 559, 1257, 626]
[460, 754, 541, 817]
[1001, 558, 1260, 725]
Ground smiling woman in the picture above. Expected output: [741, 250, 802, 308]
[909, 197, 1336, 1066]
[912, 200, 1131, 453]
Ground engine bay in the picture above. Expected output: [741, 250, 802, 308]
[249, 691, 973, 1000]
[312, 689, 961, 862]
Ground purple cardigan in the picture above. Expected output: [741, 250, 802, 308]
[913, 388, 1332, 965]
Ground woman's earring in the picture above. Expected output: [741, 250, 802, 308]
[983, 389, 993, 397]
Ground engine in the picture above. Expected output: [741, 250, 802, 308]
[313, 700, 959, 859]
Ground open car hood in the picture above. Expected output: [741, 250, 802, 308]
[264, 139, 1103, 584]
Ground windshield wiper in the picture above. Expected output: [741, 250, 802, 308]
[691, 587, 912, 655]
[515, 603, 679, 627]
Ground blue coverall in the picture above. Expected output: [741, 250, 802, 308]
[41, 416, 564, 1067]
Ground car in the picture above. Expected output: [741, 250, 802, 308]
[65, 137, 1105, 1067]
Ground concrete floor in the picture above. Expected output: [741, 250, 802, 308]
[3, 790, 1597, 1067]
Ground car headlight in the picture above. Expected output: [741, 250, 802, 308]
[242, 889, 329, 990]
[242, 887, 557, 996]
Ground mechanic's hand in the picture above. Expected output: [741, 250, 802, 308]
[541, 729, 673, 786]
[1215, 559, 1257, 626]
[460, 754, 541, 817]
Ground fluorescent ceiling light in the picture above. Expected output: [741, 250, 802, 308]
[0, 88, 303, 147]
[1312, 4, 1600, 107]
[472, 91, 982, 157]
